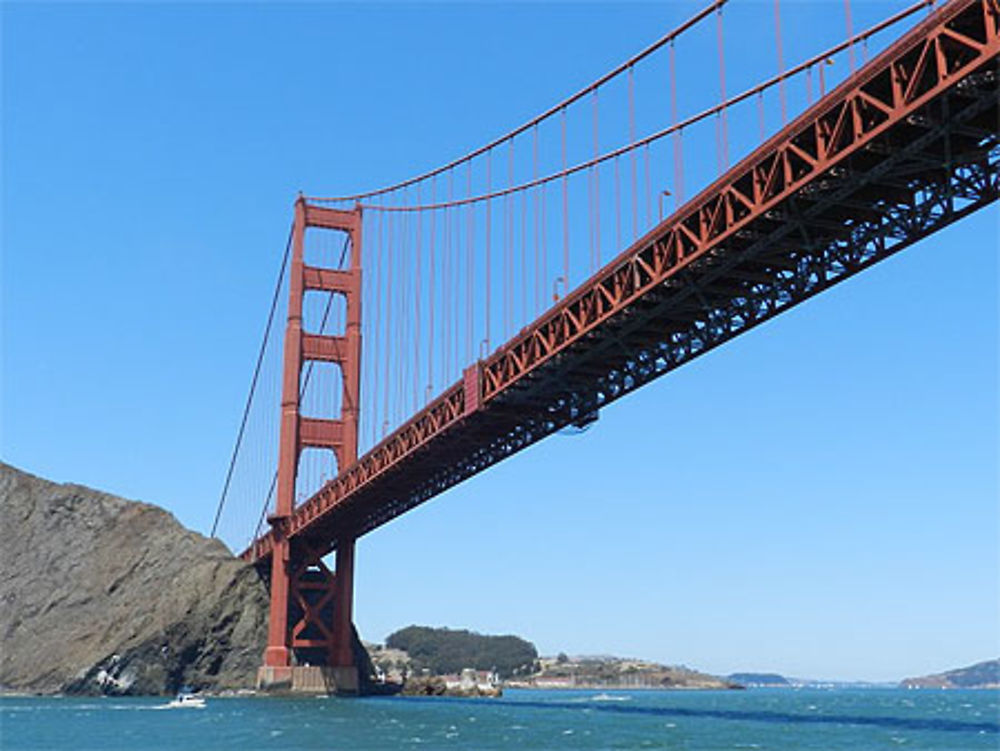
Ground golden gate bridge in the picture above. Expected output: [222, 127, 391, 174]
[209, 0, 998, 692]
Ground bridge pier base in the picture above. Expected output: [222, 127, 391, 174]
[257, 538, 361, 693]
[256, 665, 359, 695]
[255, 665, 293, 691]
[327, 665, 359, 694]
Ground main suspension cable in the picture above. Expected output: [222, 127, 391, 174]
[211, 224, 293, 538]
[309, 0, 727, 204]
[341, 0, 931, 214]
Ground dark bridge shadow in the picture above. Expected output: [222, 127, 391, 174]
[401, 695, 999, 734]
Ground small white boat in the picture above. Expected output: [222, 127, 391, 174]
[166, 690, 206, 708]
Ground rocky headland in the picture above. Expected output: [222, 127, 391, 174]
[900, 659, 1000, 689]
[517, 654, 740, 690]
[0, 462, 269, 695]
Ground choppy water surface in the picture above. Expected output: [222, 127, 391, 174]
[1, 688, 996, 750]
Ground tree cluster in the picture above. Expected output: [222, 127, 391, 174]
[386, 626, 538, 679]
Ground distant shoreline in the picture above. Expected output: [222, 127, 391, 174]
[504, 682, 743, 692]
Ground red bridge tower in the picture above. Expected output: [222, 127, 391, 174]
[257, 197, 362, 694]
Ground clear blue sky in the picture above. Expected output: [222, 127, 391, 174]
[3, 1, 997, 683]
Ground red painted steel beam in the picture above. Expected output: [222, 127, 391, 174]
[303, 265, 356, 294]
[299, 417, 344, 451]
[304, 204, 361, 233]
[302, 333, 349, 363]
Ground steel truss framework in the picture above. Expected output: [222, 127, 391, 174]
[286, 542, 340, 664]
[246, 0, 998, 563]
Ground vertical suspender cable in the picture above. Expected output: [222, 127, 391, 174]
[615, 154, 622, 253]
[758, 92, 766, 141]
[715, 5, 729, 172]
[670, 40, 684, 208]
[414, 184, 421, 408]
[844, 0, 856, 74]
[561, 107, 569, 293]
[443, 178, 450, 382]
[429, 177, 436, 397]
[533, 125, 540, 314]
[395, 195, 404, 424]
[502, 152, 508, 338]
[485, 150, 492, 351]
[774, 0, 787, 125]
[520, 188, 527, 326]
[466, 161, 474, 364]
[383, 194, 393, 436]
[644, 143, 651, 229]
[507, 138, 514, 337]
[590, 89, 601, 273]
[629, 65, 637, 240]
[375, 200, 384, 446]
[540, 170, 547, 308]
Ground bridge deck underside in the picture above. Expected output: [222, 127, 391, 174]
[247, 0, 998, 563]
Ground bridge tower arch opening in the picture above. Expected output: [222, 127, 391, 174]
[258, 197, 363, 694]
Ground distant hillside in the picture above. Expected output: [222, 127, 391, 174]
[385, 626, 538, 678]
[728, 672, 789, 687]
[528, 655, 739, 690]
[900, 659, 1000, 689]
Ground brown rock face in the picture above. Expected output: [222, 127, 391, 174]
[0, 463, 269, 695]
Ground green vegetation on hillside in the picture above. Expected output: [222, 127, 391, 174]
[386, 626, 538, 678]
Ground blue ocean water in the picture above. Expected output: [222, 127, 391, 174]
[1, 688, 996, 750]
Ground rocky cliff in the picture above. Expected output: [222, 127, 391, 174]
[0, 462, 269, 695]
